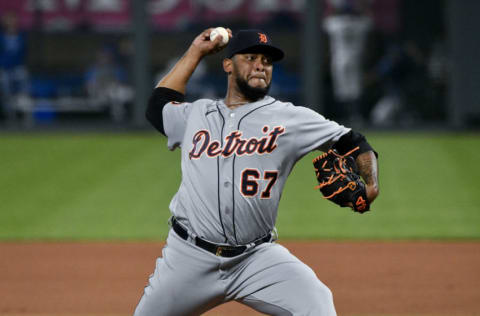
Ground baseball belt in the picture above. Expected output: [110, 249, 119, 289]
[171, 217, 273, 258]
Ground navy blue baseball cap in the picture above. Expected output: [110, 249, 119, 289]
[226, 29, 284, 62]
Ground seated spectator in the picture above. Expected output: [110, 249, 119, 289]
[0, 11, 30, 122]
[85, 45, 133, 122]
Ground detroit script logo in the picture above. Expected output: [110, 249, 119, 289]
[189, 126, 285, 159]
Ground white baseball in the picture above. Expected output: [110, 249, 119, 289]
[210, 27, 229, 45]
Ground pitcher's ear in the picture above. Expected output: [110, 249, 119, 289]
[223, 58, 233, 74]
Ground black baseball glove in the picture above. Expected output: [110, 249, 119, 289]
[313, 147, 369, 213]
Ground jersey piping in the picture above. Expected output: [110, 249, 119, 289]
[232, 99, 277, 244]
[215, 101, 228, 242]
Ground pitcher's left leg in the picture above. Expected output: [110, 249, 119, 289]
[229, 243, 337, 316]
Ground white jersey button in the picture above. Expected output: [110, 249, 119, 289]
[229, 113, 235, 118]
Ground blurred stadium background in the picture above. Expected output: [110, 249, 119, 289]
[0, 0, 478, 130]
[1, 0, 479, 242]
[1, 2, 480, 315]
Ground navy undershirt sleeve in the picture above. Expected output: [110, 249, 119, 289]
[332, 130, 378, 159]
[146, 87, 185, 135]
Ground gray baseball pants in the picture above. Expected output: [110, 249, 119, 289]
[133, 230, 337, 316]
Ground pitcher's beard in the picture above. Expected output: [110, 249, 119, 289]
[236, 77, 270, 102]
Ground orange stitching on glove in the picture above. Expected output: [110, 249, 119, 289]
[322, 181, 357, 199]
[329, 146, 360, 158]
[343, 146, 360, 157]
[314, 173, 346, 190]
[337, 159, 348, 173]
[313, 146, 361, 190]
[312, 152, 328, 163]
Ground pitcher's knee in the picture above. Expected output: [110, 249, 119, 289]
[295, 281, 336, 316]
[318, 282, 334, 302]
[310, 283, 336, 315]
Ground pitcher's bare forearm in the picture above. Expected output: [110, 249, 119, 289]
[356, 151, 379, 202]
[156, 28, 231, 93]
[156, 47, 203, 93]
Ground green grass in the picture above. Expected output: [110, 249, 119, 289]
[1, 132, 479, 241]
[0, 133, 177, 240]
[278, 132, 480, 240]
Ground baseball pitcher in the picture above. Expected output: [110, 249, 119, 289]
[133, 28, 379, 316]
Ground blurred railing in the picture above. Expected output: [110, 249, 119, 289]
[2, 0, 477, 129]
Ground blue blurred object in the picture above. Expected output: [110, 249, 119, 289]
[33, 99, 56, 123]
[30, 77, 57, 98]
[30, 73, 85, 98]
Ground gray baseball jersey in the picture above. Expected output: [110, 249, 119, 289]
[164, 95, 349, 245]
[134, 95, 348, 316]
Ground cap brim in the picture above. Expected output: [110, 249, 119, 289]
[231, 45, 284, 62]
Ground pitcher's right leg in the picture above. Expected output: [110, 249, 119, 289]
[230, 243, 337, 316]
[133, 230, 225, 316]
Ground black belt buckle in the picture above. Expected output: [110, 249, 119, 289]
[215, 246, 225, 257]
[213, 244, 246, 257]
[171, 216, 270, 258]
